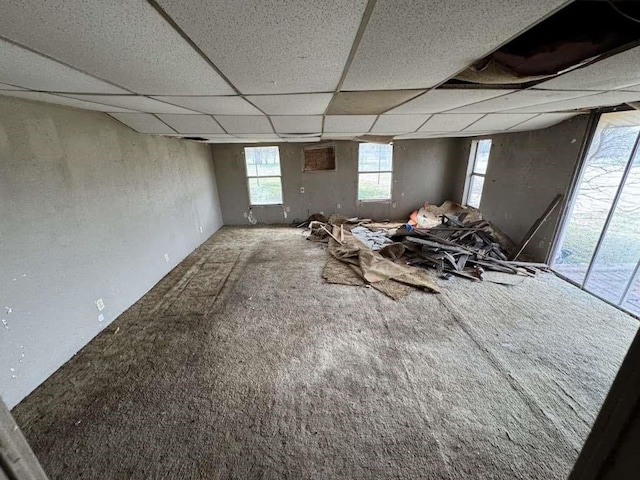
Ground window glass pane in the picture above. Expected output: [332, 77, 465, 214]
[467, 175, 485, 208]
[583, 146, 640, 304]
[358, 143, 393, 172]
[553, 112, 640, 284]
[473, 139, 491, 174]
[245, 146, 281, 177]
[248, 177, 282, 205]
[358, 172, 392, 200]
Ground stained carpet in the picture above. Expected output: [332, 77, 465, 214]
[12, 227, 639, 479]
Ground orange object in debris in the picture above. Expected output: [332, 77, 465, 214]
[409, 210, 419, 226]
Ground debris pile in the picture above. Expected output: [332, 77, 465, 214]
[301, 201, 550, 299]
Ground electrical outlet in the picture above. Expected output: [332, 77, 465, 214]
[392, 202, 397, 208]
[95, 298, 105, 312]
[243, 212, 248, 218]
[98, 314, 105, 322]
[199, 226, 203, 233]
[337, 203, 341, 209]
[300, 187, 305, 194]
[164, 253, 170, 262]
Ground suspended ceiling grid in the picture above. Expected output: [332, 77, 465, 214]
[1, 0, 640, 143]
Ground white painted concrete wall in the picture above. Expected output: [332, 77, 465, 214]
[0, 96, 223, 408]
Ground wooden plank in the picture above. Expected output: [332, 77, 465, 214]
[512, 193, 563, 260]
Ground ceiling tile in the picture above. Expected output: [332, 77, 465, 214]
[152, 96, 261, 115]
[388, 89, 515, 114]
[156, 114, 224, 134]
[371, 114, 429, 134]
[503, 91, 640, 113]
[214, 115, 273, 134]
[0, 39, 127, 93]
[61, 95, 198, 114]
[246, 93, 333, 115]
[0, 83, 25, 90]
[509, 112, 582, 131]
[419, 114, 484, 132]
[271, 116, 322, 134]
[464, 113, 537, 132]
[536, 46, 640, 91]
[109, 113, 176, 134]
[0, 1, 233, 95]
[342, 0, 570, 90]
[327, 90, 425, 115]
[155, 0, 367, 94]
[324, 115, 377, 133]
[282, 137, 321, 143]
[448, 89, 603, 113]
[0, 91, 138, 112]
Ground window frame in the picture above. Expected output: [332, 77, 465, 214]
[357, 143, 394, 202]
[243, 146, 284, 206]
[463, 139, 492, 208]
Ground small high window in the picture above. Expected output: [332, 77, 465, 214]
[464, 139, 491, 208]
[244, 146, 283, 205]
[357, 143, 393, 201]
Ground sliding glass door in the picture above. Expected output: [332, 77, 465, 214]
[553, 111, 640, 317]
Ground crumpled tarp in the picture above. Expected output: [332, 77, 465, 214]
[327, 226, 440, 295]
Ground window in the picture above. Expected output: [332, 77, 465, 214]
[357, 143, 393, 201]
[244, 146, 283, 205]
[464, 139, 491, 208]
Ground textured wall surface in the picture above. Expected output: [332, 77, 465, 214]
[0, 96, 223, 408]
[465, 115, 591, 262]
[211, 138, 467, 225]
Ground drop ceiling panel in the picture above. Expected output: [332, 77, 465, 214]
[109, 113, 176, 134]
[247, 94, 334, 115]
[152, 96, 262, 115]
[0, 83, 25, 90]
[61, 95, 198, 114]
[388, 89, 515, 114]
[342, 0, 570, 90]
[324, 115, 377, 133]
[509, 112, 581, 131]
[0, 91, 138, 112]
[419, 114, 484, 132]
[0, 1, 233, 95]
[536, 46, 640, 91]
[156, 114, 224, 134]
[504, 91, 640, 113]
[464, 113, 537, 132]
[371, 114, 429, 134]
[447, 89, 600, 114]
[327, 90, 425, 115]
[0, 39, 127, 93]
[271, 116, 322, 134]
[155, 0, 368, 94]
[214, 116, 273, 134]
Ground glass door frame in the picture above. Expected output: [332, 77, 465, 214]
[550, 109, 640, 319]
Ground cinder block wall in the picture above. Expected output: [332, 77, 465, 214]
[0, 96, 223, 408]
[211, 138, 468, 225]
[462, 115, 590, 262]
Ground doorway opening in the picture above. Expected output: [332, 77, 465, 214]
[552, 111, 640, 317]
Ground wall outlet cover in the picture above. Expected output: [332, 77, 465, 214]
[95, 298, 105, 312]
[199, 226, 203, 233]
[300, 187, 305, 194]
[243, 212, 248, 218]
[164, 253, 170, 262]
[337, 203, 341, 209]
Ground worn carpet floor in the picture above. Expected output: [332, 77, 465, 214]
[12, 227, 639, 479]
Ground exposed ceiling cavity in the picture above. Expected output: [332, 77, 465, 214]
[1, 0, 639, 142]
[452, 0, 640, 86]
